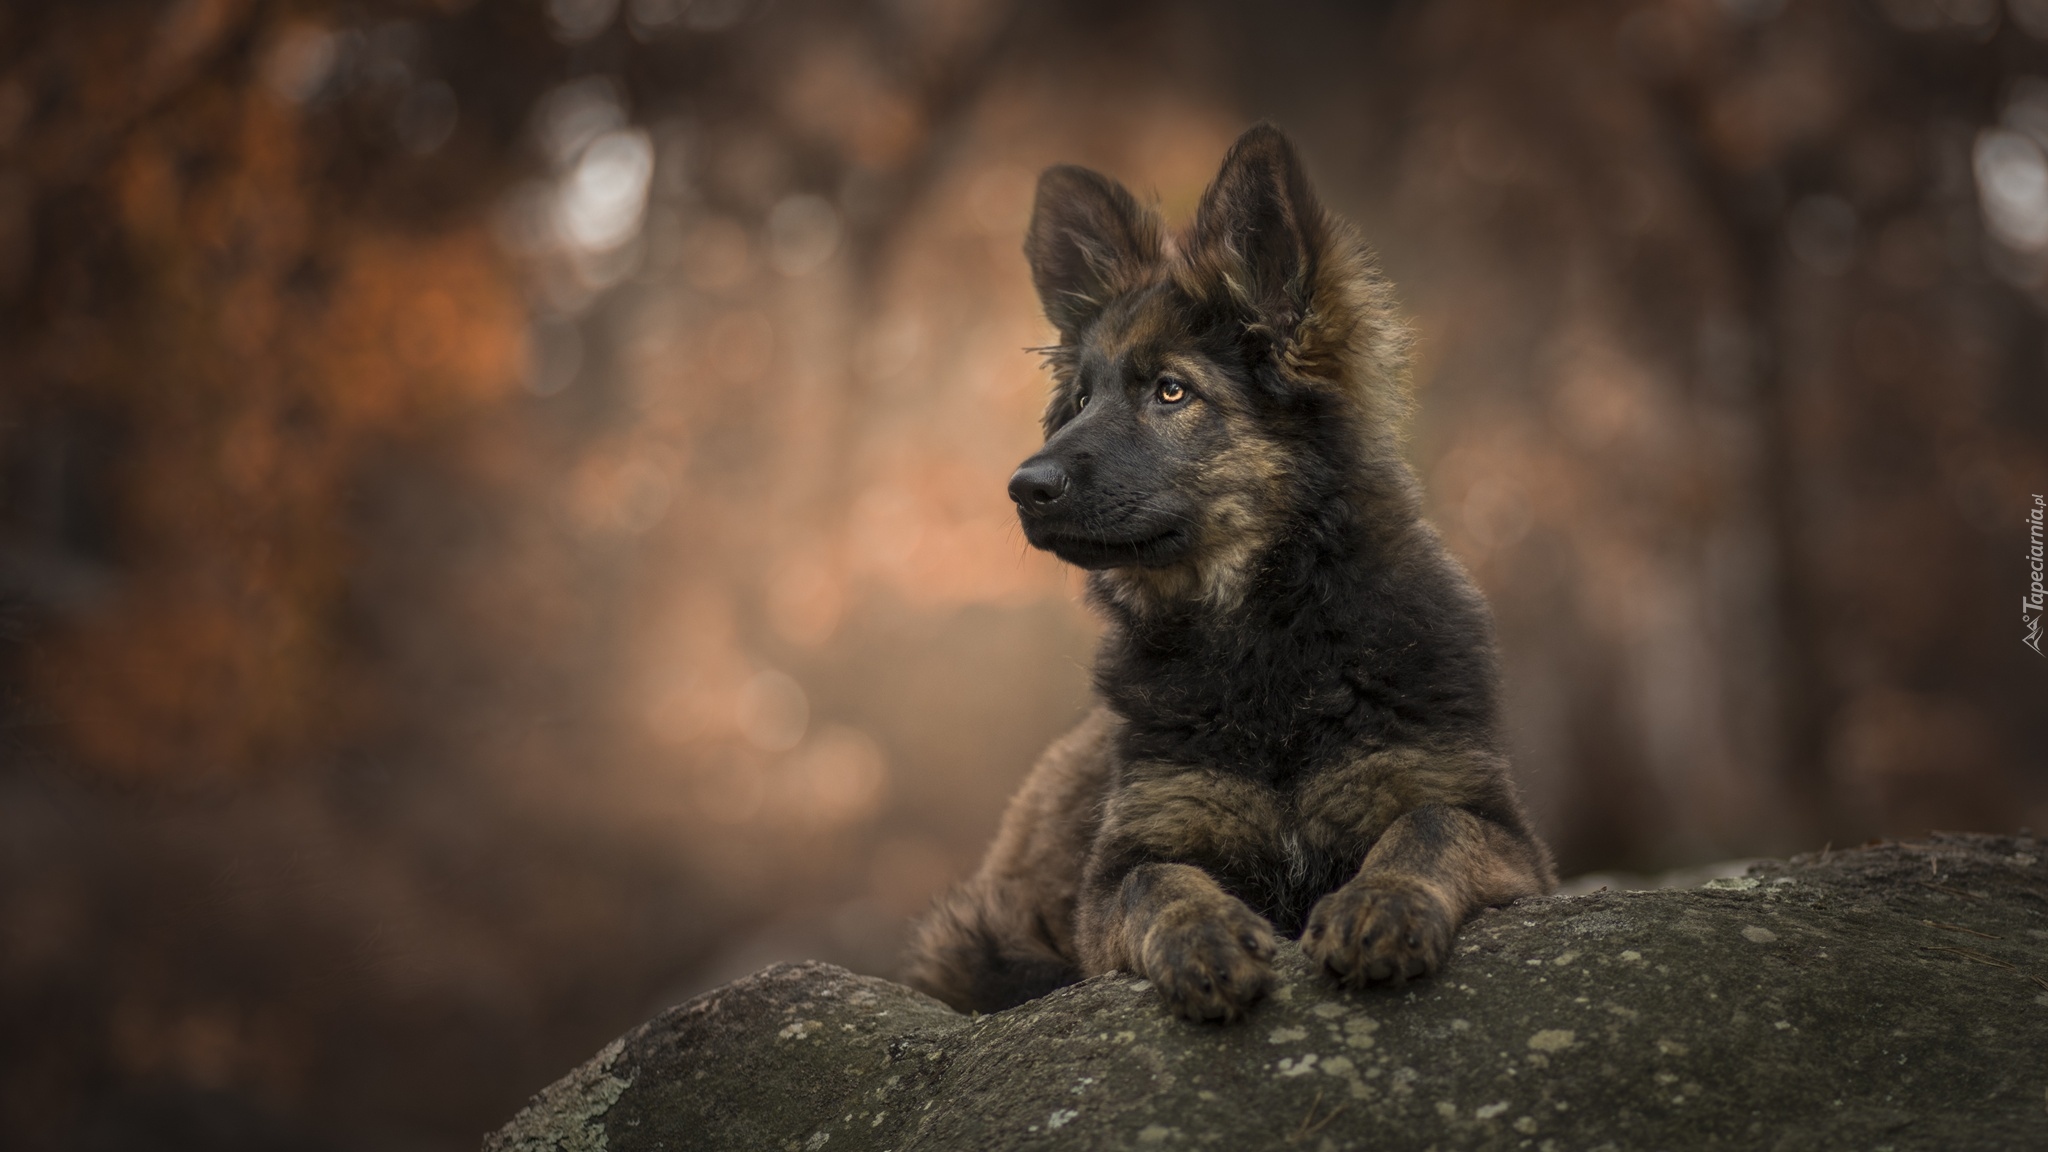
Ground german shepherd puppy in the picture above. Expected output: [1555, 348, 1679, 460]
[904, 124, 1555, 1023]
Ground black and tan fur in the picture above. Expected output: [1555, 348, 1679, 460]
[904, 125, 1554, 1022]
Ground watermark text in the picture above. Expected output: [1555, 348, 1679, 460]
[2027, 494, 2044, 656]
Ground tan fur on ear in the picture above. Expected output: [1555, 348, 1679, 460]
[1171, 124, 1414, 452]
[1283, 214, 1414, 456]
[1175, 123, 1323, 325]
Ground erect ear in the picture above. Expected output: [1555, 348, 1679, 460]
[1181, 123, 1327, 349]
[1024, 165, 1163, 340]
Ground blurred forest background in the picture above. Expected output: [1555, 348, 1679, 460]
[2, 0, 2045, 1148]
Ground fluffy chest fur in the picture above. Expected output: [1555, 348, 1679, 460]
[1093, 519, 1504, 785]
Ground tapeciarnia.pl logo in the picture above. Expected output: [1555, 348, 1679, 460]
[2028, 494, 2045, 657]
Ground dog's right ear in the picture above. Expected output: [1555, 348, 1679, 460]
[1024, 165, 1162, 341]
[1180, 124, 1327, 358]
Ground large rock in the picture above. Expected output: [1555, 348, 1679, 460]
[487, 833, 2048, 1151]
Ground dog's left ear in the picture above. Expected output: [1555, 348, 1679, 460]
[1182, 123, 1328, 354]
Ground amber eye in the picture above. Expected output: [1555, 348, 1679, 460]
[1156, 377, 1187, 404]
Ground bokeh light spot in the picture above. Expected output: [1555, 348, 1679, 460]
[261, 23, 337, 104]
[765, 194, 841, 277]
[781, 725, 887, 827]
[1975, 128, 2048, 251]
[534, 77, 628, 168]
[736, 670, 809, 752]
[558, 129, 655, 252]
[548, 0, 620, 43]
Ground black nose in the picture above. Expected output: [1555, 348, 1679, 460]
[1008, 459, 1068, 509]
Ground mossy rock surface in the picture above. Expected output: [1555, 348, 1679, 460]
[487, 833, 2048, 1152]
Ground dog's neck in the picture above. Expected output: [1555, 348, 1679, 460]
[1092, 486, 1398, 644]
[1090, 449, 1420, 624]
[1085, 460, 1481, 782]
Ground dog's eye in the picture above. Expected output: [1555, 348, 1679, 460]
[1156, 377, 1187, 404]
[1077, 392, 1089, 410]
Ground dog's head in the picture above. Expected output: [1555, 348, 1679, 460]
[1011, 124, 1409, 610]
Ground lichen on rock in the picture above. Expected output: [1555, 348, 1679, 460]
[489, 1038, 633, 1152]
[487, 833, 2048, 1151]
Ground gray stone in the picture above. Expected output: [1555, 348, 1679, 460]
[487, 833, 2048, 1152]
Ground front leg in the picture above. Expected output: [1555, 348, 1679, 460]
[1303, 803, 1551, 987]
[1075, 768, 1282, 1022]
[1085, 862, 1276, 1021]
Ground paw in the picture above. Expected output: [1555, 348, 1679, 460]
[1302, 883, 1453, 988]
[1137, 899, 1277, 1022]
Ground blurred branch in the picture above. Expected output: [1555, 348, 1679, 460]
[841, 0, 1030, 289]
